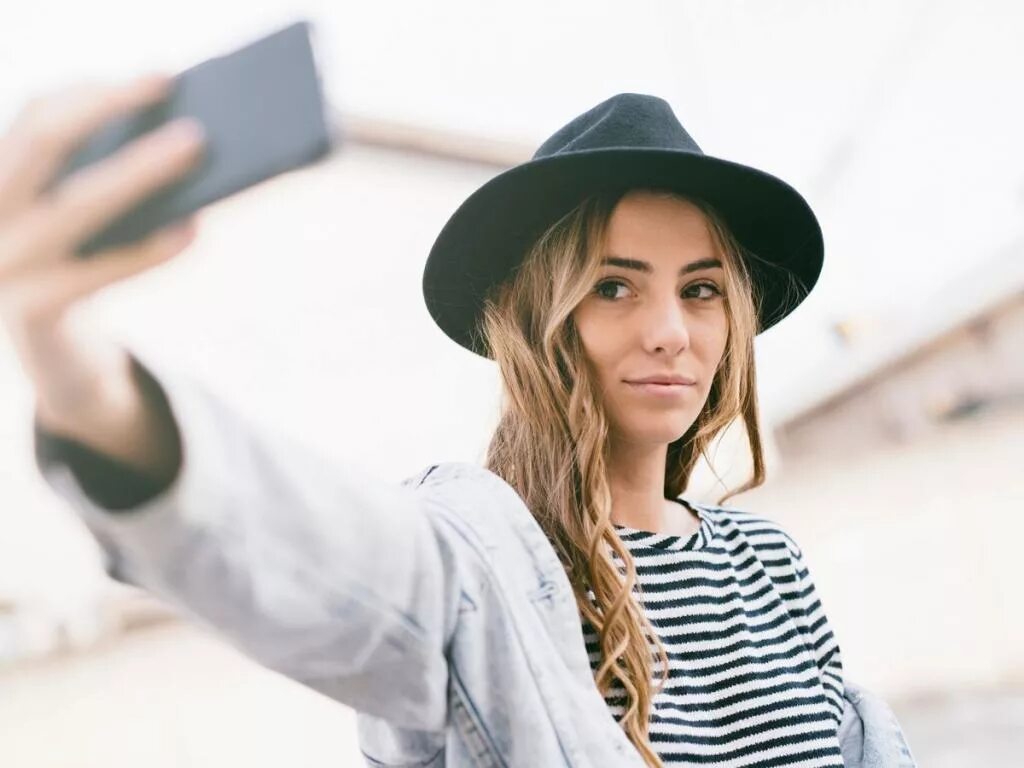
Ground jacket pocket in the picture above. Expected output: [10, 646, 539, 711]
[356, 713, 446, 767]
[360, 748, 445, 767]
[449, 665, 507, 768]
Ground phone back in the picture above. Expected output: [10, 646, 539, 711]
[53, 20, 334, 257]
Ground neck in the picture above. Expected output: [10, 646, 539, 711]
[606, 439, 672, 531]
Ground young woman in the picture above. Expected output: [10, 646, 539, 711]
[0, 75, 916, 767]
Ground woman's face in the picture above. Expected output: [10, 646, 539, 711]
[571, 190, 730, 447]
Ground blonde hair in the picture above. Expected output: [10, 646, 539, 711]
[481, 187, 771, 766]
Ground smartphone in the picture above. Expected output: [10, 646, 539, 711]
[53, 19, 336, 258]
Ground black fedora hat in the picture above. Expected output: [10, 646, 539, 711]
[423, 92, 823, 358]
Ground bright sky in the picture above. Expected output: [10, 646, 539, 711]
[2, 0, 1022, 417]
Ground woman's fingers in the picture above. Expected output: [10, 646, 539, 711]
[0, 71, 205, 322]
[39, 116, 206, 253]
[52, 217, 197, 307]
[0, 73, 174, 220]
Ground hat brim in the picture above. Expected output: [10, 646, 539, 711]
[423, 147, 823, 357]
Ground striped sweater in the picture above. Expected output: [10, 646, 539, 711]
[582, 499, 845, 767]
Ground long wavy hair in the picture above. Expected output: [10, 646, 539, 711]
[481, 186, 793, 766]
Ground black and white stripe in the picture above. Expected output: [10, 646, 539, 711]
[582, 501, 845, 767]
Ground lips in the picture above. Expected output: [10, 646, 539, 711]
[623, 376, 697, 399]
[624, 374, 697, 386]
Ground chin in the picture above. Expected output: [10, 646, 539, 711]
[610, 417, 695, 448]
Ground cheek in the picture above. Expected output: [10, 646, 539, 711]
[573, 308, 620, 370]
[695, 311, 730, 363]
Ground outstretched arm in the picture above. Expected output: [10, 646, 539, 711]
[0, 72, 458, 731]
[33, 347, 460, 731]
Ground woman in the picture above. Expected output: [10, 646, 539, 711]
[0, 74, 916, 766]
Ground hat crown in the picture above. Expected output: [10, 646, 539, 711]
[532, 92, 704, 160]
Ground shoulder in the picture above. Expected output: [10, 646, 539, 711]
[691, 500, 804, 561]
[399, 461, 567, 588]
[399, 461, 537, 537]
[400, 461, 519, 503]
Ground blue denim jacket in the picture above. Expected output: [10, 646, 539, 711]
[35, 350, 917, 767]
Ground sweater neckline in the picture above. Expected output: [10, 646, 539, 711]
[613, 498, 715, 552]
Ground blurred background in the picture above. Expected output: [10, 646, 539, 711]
[1, 1, 1022, 765]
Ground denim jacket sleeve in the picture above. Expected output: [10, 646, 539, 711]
[839, 679, 918, 768]
[31, 347, 460, 732]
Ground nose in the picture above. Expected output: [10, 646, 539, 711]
[639, 292, 690, 355]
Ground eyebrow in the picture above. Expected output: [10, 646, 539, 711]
[600, 255, 723, 276]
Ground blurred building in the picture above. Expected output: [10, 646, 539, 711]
[774, 239, 1024, 460]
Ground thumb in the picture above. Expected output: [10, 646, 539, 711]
[7, 216, 197, 332]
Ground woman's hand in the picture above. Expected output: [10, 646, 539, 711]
[0, 72, 206, 479]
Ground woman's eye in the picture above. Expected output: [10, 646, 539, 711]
[684, 282, 723, 300]
[593, 280, 722, 301]
[595, 279, 630, 300]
